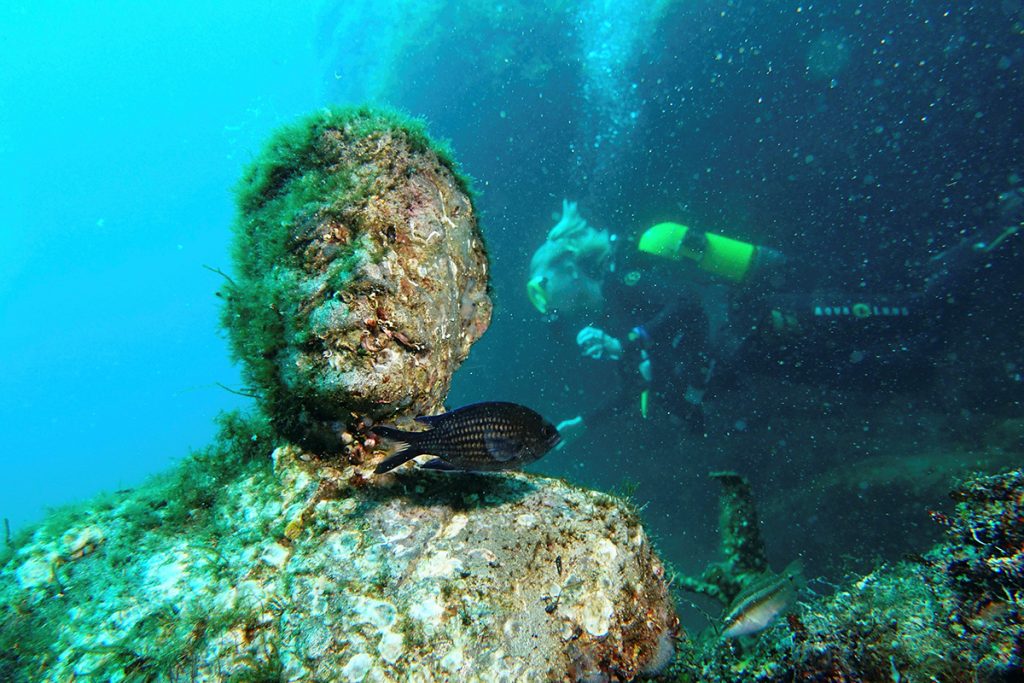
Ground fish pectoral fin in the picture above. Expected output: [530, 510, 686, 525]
[484, 435, 520, 462]
[374, 449, 421, 474]
[420, 458, 459, 471]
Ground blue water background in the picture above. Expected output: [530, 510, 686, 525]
[3, 1, 1022, 623]
[1, 2, 326, 528]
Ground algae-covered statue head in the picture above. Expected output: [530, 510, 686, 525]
[221, 107, 492, 453]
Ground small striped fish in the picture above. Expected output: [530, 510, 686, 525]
[722, 561, 803, 638]
[372, 402, 561, 474]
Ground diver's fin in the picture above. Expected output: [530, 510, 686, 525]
[484, 435, 519, 462]
[421, 458, 459, 471]
[372, 426, 425, 474]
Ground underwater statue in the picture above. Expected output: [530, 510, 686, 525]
[220, 107, 492, 456]
[0, 107, 679, 682]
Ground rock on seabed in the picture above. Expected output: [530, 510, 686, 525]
[0, 444, 679, 682]
[679, 468, 1024, 682]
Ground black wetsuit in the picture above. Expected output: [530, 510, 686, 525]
[727, 224, 1022, 389]
[574, 248, 714, 429]
[566, 232, 1008, 431]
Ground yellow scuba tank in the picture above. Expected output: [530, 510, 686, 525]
[637, 221, 758, 283]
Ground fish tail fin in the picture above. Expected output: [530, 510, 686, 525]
[780, 559, 805, 591]
[782, 559, 804, 578]
[372, 426, 426, 474]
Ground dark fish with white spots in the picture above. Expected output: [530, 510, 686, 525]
[371, 402, 561, 474]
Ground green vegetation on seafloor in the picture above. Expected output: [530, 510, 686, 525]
[664, 467, 1024, 682]
[220, 106, 473, 444]
[0, 410, 276, 680]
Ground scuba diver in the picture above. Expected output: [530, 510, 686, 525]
[527, 194, 1022, 448]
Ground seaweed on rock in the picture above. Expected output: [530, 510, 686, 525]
[671, 468, 1024, 682]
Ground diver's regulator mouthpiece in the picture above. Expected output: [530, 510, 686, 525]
[527, 275, 548, 314]
[638, 221, 757, 282]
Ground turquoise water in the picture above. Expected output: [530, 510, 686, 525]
[3, 0, 1022, 631]
[1, 2, 324, 527]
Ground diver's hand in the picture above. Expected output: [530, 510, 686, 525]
[576, 326, 623, 360]
[555, 416, 586, 450]
[638, 353, 653, 382]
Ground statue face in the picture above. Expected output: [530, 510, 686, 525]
[227, 119, 491, 452]
[289, 161, 492, 421]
